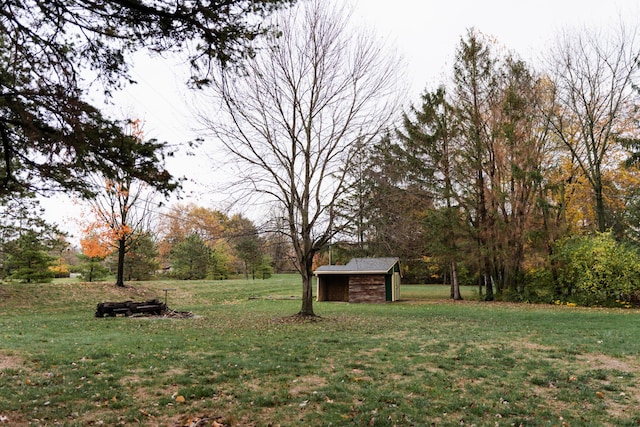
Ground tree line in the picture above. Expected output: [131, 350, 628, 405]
[0, 200, 295, 283]
[3, 0, 640, 313]
[328, 27, 640, 307]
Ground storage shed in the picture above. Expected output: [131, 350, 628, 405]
[314, 257, 401, 303]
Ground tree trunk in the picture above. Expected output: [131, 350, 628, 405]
[595, 181, 607, 232]
[484, 270, 495, 301]
[299, 266, 315, 316]
[115, 238, 126, 287]
[451, 260, 462, 300]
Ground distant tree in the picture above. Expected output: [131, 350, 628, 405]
[0, 196, 64, 280]
[353, 133, 433, 282]
[78, 232, 112, 282]
[338, 136, 374, 252]
[77, 253, 110, 283]
[201, 0, 403, 316]
[160, 204, 227, 245]
[4, 230, 55, 283]
[1, 0, 292, 199]
[545, 24, 640, 232]
[170, 234, 211, 280]
[210, 240, 233, 280]
[398, 86, 463, 298]
[451, 29, 500, 300]
[227, 214, 266, 280]
[255, 255, 274, 279]
[157, 204, 236, 275]
[263, 212, 295, 273]
[119, 232, 159, 281]
[49, 234, 72, 278]
[86, 120, 159, 287]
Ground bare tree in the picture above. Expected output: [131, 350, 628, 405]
[198, 0, 403, 316]
[546, 23, 640, 232]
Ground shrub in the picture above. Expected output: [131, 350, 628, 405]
[49, 263, 70, 278]
[553, 232, 640, 306]
[521, 268, 556, 304]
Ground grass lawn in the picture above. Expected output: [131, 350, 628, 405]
[1, 275, 639, 426]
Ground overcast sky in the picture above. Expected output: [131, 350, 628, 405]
[41, 0, 640, 240]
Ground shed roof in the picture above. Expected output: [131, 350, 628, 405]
[314, 257, 399, 275]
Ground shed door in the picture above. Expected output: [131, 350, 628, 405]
[385, 275, 392, 301]
[393, 271, 401, 301]
[385, 271, 401, 301]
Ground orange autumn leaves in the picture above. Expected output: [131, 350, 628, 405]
[80, 233, 111, 260]
[79, 179, 138, 260]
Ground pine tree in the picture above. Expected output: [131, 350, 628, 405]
[1, 0, 291, 199]
[169, 234, 211, 280]
[5, 231, 55, 283]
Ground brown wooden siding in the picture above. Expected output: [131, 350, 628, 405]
[348, 274, 386, 303]
[318, 275, 349, 301]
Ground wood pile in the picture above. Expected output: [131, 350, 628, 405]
[95, 299, 167, 317]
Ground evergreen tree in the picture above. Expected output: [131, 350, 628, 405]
[398, 86, 463, 297]
[4, 231, 55, 283]
[120, 233, 159, 281]
[210, 240, 232, 280]
[170, 234, 211, 280]
[0, 196, 64, 280]
[227, 215, 266, 280]
[77, 254, 110, 282]
[1, 0, 291, 199]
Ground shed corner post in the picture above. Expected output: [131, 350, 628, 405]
[316, 274, 323, 302]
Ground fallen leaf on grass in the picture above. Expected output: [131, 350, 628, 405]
[175, 395, 186, 403]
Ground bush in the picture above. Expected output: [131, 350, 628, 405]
[553, 232, 640, 306]
[520, 268, 556, 304]
[49, 263, 70, 278]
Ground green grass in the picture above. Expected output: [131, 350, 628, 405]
[1, 276, 640, 426]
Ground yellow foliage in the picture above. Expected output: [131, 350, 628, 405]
[49, 263, 70, 278]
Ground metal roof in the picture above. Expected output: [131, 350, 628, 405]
[314, 257, 399, 275]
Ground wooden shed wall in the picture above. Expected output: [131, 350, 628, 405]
[348, 274, 386, 303]
[317, 275, 349, 302]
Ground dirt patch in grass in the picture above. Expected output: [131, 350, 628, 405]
[170, 413, 229, 427]
[289, 375, 327, 396]
[518, 340, 557, 352]
[271, 313, 325, 324]
[0, 353, 25, 370]
[0, 411, 29, 426]
[580, 354, 640, 419]
[579, 353, 640, 372]
[525, 352, 640, 423]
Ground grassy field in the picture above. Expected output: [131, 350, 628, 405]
[1, 275, 639, 426]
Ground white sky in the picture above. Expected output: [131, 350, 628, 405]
[40, 0, 640, 241]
